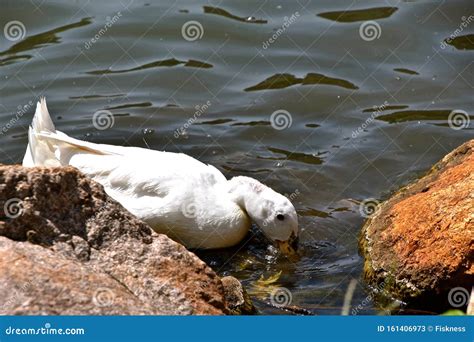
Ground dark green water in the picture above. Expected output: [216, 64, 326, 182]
[1, 0, 472, 314]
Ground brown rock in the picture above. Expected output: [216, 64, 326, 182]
[0, 237, 156, 315]
[0, 165, 228, 315]
[359, 140, 473, 311]
[221, 276, 257, 315]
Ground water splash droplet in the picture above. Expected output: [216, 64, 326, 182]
[142, 128, 154, 135]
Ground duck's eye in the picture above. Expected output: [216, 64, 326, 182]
[276, 214, 285, 221]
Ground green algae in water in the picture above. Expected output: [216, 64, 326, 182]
[0, 17, 92, 67]
[204, 6, 267, 24]
[185, 59, 214, 68]
[0, 17, 92, 58]
[106, 102, 152, 110]
[394, 68, 419, 75]
[244, 73, 302, 91]
[69, 94, 125, 100]
[197, 119, 235, 125]
[267, 147, 325, 165]
[317, 7, 398, 23]
[86, 58, 213, 74]
[298, 207, 332, 218]
[363, 105, 409, 113]
[245, 73, 358, 91]
[232, 120, 271, 127]
[441, 310, 466, 316]
[302, 73, 359, 90]
[0, 54, 31, 66]
[377, 110, 461, 123]
[444, 34, 474, 50]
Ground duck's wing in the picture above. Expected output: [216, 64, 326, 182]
[23, 98, 228, 220]
[63, 147, 227, 223]
[69, 149, 224, 197]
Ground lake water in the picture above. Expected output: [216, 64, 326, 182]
[1, 0, 472, 314]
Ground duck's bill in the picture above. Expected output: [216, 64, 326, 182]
[275, 240, 297, 255]
[275, 233, 298, 255]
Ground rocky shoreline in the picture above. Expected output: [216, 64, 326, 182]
[0, 165, 252, 315]
[359, 139, 473, 313]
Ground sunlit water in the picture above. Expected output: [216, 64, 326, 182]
[1, 0, 472, 314]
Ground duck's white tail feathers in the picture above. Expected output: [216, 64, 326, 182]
[23, 98, 60, 167]
[23, 98, 114, 167]
[33, 97, 55, 134]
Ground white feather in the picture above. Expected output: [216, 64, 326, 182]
[23, 98, 252, 248]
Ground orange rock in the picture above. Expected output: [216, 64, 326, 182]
[360, 140, 473, 312]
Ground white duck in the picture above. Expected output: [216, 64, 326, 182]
[22, 99, 299, 253]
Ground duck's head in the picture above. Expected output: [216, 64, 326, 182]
[250, 189, 299, 254]
[228, 176, 299, 254]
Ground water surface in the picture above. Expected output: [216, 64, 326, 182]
[1, 0, 473, 314]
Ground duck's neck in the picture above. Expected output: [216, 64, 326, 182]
[226, 176, 267, 218]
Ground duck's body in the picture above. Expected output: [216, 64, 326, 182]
[23, 99, 298, 251]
